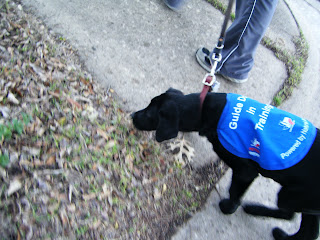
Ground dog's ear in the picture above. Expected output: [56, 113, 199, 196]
[166, 88, 184, 96]
[156, 101, 179, 142]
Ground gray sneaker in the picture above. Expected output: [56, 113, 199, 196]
[216, 73, 248, 84]
[195, 47, 212, 72]
[196, 47, 248, 84]
[163, 0, 185, 11]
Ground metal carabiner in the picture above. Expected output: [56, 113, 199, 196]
[202, 73, 216, 86]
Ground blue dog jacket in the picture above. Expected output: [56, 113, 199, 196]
[217, 94, 316, 170]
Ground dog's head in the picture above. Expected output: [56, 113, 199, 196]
[131, 88, 184, 142]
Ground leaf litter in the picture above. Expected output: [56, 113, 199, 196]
[0, 1, 228, 239]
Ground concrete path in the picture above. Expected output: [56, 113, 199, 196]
[21, 0, 320, 239]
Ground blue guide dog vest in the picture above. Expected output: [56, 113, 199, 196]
[217, 94, 316, 170]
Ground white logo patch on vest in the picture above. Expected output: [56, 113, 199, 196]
[217, 94, 316, 170]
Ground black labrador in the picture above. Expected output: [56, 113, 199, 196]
[131, 88, 320, 240]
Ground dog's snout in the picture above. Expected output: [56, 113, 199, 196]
[130, 112, 136, 119]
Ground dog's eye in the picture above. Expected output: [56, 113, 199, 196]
[146, 111, 153, 119]
[145, 108, 155, 117]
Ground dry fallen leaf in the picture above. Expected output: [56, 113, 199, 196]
[162, 184, 167, 194]
[83, 193, 96, 201]
[0, 106, 10, 118]
[91, 220, 101, 230]
[105, 140, 116, 149]
[153, 187, 161, 200]
[46, 155, 56, 165]
[49, 91, 60, 99]
[97, 128, 110, 140]
[67, 204, 76, 212]
[7, 92, 20, 105]
[58, 117, 66, 126]
[66, 97, 81, 110]
[82, 105, 98, 122]
[22, 147, 41, 156]
[29, 63, 47, 82]
[114, 222, 119, 230]
[125, 154, 134, 171]
[7, 179, 22, 196]
[59, 209, 69, 227]
[169, 137, 195, 166]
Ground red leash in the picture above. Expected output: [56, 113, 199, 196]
[199, 0, 235, 112]
[199, 74, 215, 110]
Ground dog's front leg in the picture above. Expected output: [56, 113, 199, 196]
[220, 169, 258, 214]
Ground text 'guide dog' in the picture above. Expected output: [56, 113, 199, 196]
[131, 88, 320, 240]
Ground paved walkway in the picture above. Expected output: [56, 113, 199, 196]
[21, 0, 320, 239]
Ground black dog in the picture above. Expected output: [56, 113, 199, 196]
[132, 88, 320, 240]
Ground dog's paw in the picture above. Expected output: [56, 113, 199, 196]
[219, 199, 240, 214]
[272, 227, 288, 240]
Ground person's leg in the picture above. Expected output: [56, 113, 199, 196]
[197, 0, 278, 82]
[217, 0, 278, 80]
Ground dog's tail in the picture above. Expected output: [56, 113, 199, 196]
[243, 204, 294, 220]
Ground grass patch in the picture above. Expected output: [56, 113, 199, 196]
[268, 31, 309, 106]
[207, 0, 235, 21]
[0, 113, 31, 142]
[0, 153, 9, 168]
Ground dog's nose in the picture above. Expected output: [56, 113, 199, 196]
[130, 112, 136, 119]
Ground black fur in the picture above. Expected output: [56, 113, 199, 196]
[132, 88, 320, 239]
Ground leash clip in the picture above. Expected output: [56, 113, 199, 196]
[202, 73, 220, 92]
[202, 73, 216, 86]
[211, 52, 222, 62]
[209, 52, 222, 74]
